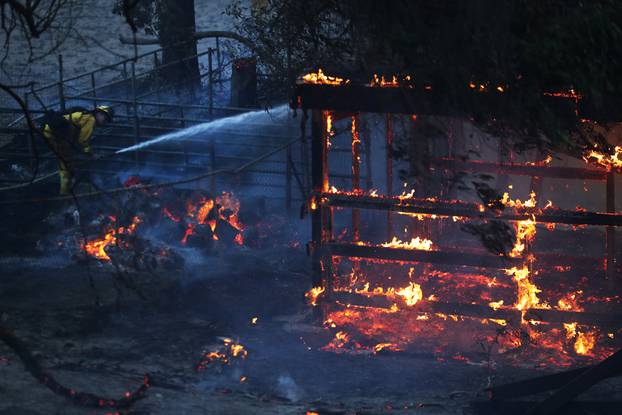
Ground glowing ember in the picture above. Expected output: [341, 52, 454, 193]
[501, 191, 537, 209]
[216, 192, 244, 245]
[302, 69, 348, 86]
[488, 300, 504, 310]
[196, 338, 247, 372]
[370, 74, 400, 87]
[82, 216, 141, 261]
[557, 291, 584, 312]
[380, 236, 433, 251]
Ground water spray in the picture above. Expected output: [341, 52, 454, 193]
[116, 104, 290, 154]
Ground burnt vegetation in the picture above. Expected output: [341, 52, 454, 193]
[0, 1, 621, 414]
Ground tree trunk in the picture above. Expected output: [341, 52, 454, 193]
[157, 0, 200, 95]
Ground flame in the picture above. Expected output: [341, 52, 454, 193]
[488, 300, 504, 310]
[373, 342, 399, 353]
[582, 146, 622, 171]
[380, 236, 433, 251]
[501, 191, 537, 209]
[306, 286, 325, 306]
[197, 199, 214, 224]
[510, 215, 537, 257]
[82, 216, 141, 261]
[395, 282, 423, 306]
[196, 338, 247, 371]
[398, 189, 416, 201]
[505, 266, 546, 318]
[302, 69, 348, 85]
[326, 112, 334, 148]
[556, 291, 584, 312]
[574, 331, 597, 356]
[564, 322, 577, 340]
[216, 192, 244, 244]
[370, 74, 400, 87]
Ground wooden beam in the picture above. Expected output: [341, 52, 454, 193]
[430, 158, 609, 181]
[293, 83, 622, 121]
[321, 193, 622, 226]
[469, 401, 622, 415]
[326, 242, 522, 269]
[487, 365, 622, 400]
[526, 348, 622, 415]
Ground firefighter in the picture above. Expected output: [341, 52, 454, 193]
[43, 105, 114, 194]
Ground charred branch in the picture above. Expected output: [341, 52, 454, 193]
[0, 323, 150, 409]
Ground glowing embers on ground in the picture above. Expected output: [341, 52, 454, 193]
[319, 258, 617, 365]
[196, 337, 247, 372]
[82, 216, 141, 261]
[301, 69, 349, 86]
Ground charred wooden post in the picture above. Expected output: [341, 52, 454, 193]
[311, 110, 332, 291]
[230, 58, 257, 108]
[351, 115, 361, 241]
[606, 171, 617, 286]
[364, 120, 373, 190]
[386, 114, 394, 239]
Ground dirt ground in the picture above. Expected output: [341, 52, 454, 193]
[1, 239, 620, 415]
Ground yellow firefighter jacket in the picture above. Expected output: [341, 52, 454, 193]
[43, 111, 96, 153]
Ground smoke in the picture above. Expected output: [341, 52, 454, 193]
[275, 374, 303, 402]
[116, 104, 290, 154]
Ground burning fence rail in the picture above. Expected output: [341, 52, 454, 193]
[294, 71, 622, 365]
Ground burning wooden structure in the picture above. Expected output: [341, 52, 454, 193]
[292, 71, 622, 365]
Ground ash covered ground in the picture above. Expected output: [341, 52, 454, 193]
[0, 195, 621, 415]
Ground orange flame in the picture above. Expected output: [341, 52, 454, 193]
[302, 69, 348, 85]
[583, 146, 622, 171]
[83, 216, 141, 261]
[306, 286, 325, 306]
[380, 236, 433, 251]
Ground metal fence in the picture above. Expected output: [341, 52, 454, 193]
[0, 40, 308, 210]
